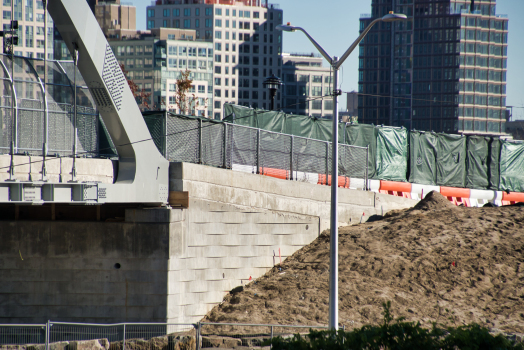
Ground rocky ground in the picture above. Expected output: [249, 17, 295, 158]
[202, 191, 524, 335]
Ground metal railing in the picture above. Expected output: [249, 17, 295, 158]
[145, 113, 369, 188]
[0, 54, 117, 159]
[0, 321, 335, 350]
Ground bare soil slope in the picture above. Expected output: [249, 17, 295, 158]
[203, 191, 524, 333]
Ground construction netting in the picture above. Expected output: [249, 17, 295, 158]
[219, 104, 524, 192]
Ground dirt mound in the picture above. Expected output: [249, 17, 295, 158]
[202, 204, 524, 334]
[413, 190, 456, 211]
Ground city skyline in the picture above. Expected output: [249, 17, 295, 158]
[131, 0, 522, 119]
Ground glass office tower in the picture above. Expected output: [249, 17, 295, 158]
[358, 0, 508, 135]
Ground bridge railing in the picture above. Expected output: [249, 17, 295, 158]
[144, 113, 369, 187]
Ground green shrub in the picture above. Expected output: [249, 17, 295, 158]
[269, 302, 523, 350]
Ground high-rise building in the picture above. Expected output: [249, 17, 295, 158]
[146, 0, 283, 119]
[281, 53, 332, 118]
[0, 0, 54, 59]
[358, 0, 508, 135]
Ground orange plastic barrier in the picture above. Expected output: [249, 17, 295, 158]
[501, 191, 524, 205]
[379, 180, 412, 199]
[259, 167, 289, 180]
[317, 174, 350, 188]
[440, 187, 471, 206]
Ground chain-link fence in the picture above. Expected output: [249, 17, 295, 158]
[0, 54, 116, 158]
[145, 113, 369, 187]
[0, 322, 336, 350]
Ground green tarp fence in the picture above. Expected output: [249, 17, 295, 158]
[436, 134, 467, 188]
[409, 131, 438, 185]
[376, 127, 408, 182]
[500, 140, 524, 192]
[466, 136, 490, 190]
[489, 138, 501, 190]
[345, 124, 377, 178]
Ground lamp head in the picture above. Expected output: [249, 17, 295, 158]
[276, 23, 297, 32]
[381, 13, 408, 22]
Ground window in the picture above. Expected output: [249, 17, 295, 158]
[147, 9, 155, 17]
[215, 31, 221, 39]
[36, 13, 44, 22]
[163, 20, 170, 27]
[215, 19, 222, 27]
[179, 59, 187, 68]
[205, 8, 212, 16]
[215, 54, 221, 62]
[312, 100, 322, 110]
[214, 100, 221, 108]
[226, 20, 229, 28]
[36, 26, 44, 35]
[205, 19, 212, 27]
[312, 86, 322, 96]
[179, 46, 187, 55]
[215, 43, 221, 51]
[184, 8, 191, 16]
[198, 85, 205, 93]
[184, 19, 190, 28]
[169, 83, 176, 92]
[188, 60, 197, 69]
[173, 9, 180, 16]
[254, 12, 259, 18]
[135, 58, 143, 68]
[215, 78, 221, 86]
[198, 48, 206, 57]
[188, 47, 196, 56]
[215, 66, 221, 74]
[163, 9, 170, 17]
[3, 10, 11, 20]
[195, 19, 200, 28]
[215, 89, 221, 97]
[145, 58, 153, 67]
[312, 75, 322, 83]
[324, 100, 333, 110]
[147, 20, 155, 29]
[174, 19, 180, 28]
[198, 60, 206, 69]
[208, 48, 213, 57]
[195, 8, 200, 16]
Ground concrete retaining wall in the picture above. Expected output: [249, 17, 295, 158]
[0, 162, 417, 324]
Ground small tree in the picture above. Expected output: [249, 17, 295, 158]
[171, 69, 207, 116]
[120, 63, 151, 111]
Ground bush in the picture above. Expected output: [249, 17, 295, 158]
[269, 302, 523, 350]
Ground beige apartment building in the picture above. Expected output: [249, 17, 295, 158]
[0, 0, 53, 59]
[146, 0, 283, 119]
[281, 53, 333, 118]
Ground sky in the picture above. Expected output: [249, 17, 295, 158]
[130, 0, 524, 119]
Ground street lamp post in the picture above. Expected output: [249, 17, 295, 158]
[277, 12, 407, 330]
[263, 74, 282, 110]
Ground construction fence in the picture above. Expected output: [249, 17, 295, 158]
[0, 322, 333, 350]
[222, 104, 524, 193]
[142, 111, 369, 186]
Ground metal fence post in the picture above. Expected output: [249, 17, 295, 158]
[123, 324, 126, 350]
[45, 321, 49, 350]
[365, 145, 369, 191]
[196, 322, 201, 350]
[325, 141, 329, 185]
[163, 110, 168, 158]
[256, 128, 261, 174]
[223, 123, 227, 168]
[198, 119, 203, 164]
[270, 325, 274, 349]
[289, 135, 294, 181]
